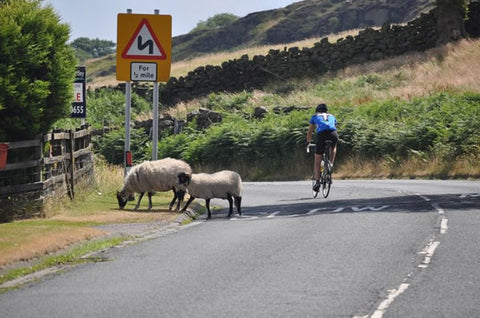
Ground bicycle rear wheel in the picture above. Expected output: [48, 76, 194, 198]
[321, 165, 332, 198]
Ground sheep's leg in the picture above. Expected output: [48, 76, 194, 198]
[168, 189, 177, 211]
[181, 196, 195, 212]
[226, 195, 234, 217]
[205, 198, 212, 219]
[147, 192, 153, 210]
[174, 190, 186, 212]
[235, 196, 242, 216]
[134, 192, 145, 210]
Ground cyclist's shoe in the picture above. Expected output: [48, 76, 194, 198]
[313, 180, 321, 192]
[327, 162, 333, 172]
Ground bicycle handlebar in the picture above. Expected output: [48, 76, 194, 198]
[306, 143, 316, 153]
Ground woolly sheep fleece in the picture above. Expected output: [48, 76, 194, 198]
[121, 158, 192, 196]
[187, 170, 242, 199]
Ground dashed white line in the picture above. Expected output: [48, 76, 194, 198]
[416, 194, 431, 202]
[370, 283, 410, 318]
[431, 203, 445, 215]
[440, 218, 448, 234]
[418, 240, 440, 268]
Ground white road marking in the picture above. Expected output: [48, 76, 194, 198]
[418, 240, 440, 268]
[416, 194, 431, 202]
[306, 207, 328, 215]
[267, 211, 281, 218]
[230, 216, 258, 221]
[459, 193, 480, 198]
[431, 203, 445, 215]
[440, 218, 448, 234]
[352, 205, 390, 212]
[370, 283, 410, 318]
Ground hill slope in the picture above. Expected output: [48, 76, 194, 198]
[172, 0, 435, 61]
[86, 0, 435, 88]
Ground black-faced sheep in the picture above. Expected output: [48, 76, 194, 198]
[116, 158, 192, 211]
[177, 170, 242, 219]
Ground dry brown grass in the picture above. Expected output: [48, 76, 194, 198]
[0, 224, 105, 267]
[335, 152, 480, 180]
[337, 39, 480, 100]
[51, 210, 179, 224]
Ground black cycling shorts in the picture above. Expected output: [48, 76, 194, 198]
[315, 130, 338, 155]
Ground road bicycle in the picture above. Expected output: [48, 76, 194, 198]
[306, 140, 333, 198]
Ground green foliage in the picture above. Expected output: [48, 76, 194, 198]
[158, 110, 308, 177]
[70, 37, 116, 63]
[338, 92, 480, 162]
[0, 0, 76, 141]
[154, 91, 479, 179]
[54, 88, 150, 131]
[190, 13, 239, 33]
[202, 91, 252, 112]
[94, 127, 150, 165]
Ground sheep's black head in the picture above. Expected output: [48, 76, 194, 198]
[116, 191, 128, 210]
[177, 172, 191, 186]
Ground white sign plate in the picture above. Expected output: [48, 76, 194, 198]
[130, 62, 157, 82]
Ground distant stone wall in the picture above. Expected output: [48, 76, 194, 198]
[159, 9, 439, 105]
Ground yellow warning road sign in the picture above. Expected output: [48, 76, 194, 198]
[117, 13, 172, 82]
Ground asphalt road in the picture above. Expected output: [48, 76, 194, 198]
[1, 180, 479, 317]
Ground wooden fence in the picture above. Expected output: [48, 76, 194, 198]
[0, 125, 94, 221]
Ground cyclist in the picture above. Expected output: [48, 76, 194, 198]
[306, 103, 338, 192]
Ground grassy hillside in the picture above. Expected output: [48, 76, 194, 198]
[86, 29, 367, 89]
[85, 0, 436, 88]
[83, 37, 480, 180]
[172, 0, 435, 61]
[157, 39, 480, 180]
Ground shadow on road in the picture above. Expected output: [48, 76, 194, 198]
[204, 192, 479, 220]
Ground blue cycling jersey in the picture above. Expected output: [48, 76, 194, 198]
[309, 112, 337, 133]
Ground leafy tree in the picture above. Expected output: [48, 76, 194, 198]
[436, 0, 468, 45]
[0, 0, 76, 141]
[70, 37, 116, 61]
[190, 13, 239, 33]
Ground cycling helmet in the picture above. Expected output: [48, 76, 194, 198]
[316, 103, 328, 113]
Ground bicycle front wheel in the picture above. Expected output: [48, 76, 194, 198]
[312, 175, 319, 198]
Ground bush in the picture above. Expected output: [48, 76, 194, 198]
[156, 92, 480, 179]
[0, 0, 76, 141]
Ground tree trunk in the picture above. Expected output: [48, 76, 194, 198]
[436, 0, 467, 45]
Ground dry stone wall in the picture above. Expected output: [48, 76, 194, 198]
[159, 9, 439, 105]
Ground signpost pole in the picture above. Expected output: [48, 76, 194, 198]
[124, 9, 133, 176]
[152, 9, 160, 161]
[152, 82, 159, 160]
[125, 82, 132, 175]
